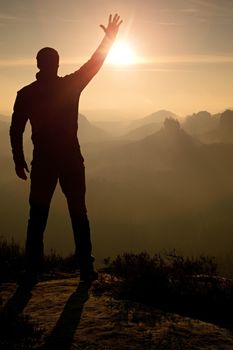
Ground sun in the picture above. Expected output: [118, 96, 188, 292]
[106, 41, 135, 65]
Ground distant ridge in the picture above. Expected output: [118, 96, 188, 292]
[137, 119, 200, 153]
[122, 122, 162, 141]
[96, 119, 200, 176]
[129, 110, 179, 129]
[78, 114, 110, 143]
[182, 111, 219, 136]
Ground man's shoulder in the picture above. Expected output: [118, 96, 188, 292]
[17, 81, 38, 96]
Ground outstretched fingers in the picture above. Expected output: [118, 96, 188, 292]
[109, 14, 122, 25]
[111, 14, 122, 29]
[100, 14, 122, 35]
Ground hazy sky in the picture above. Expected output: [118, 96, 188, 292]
[1, 0, 233, 120]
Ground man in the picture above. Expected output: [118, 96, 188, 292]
[10, 14, 122, 285]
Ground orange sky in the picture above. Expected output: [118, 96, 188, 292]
[0, 0, 233, 119]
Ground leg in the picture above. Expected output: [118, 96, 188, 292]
[25, 161, 58, 273]
[59, 158, 94, 271]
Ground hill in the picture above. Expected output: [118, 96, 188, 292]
[182, 111, 219, 136]
[188, 110, 233, 143]
[122, 122, 163, 141]
[78, 114, 110, 143]
[86, 118, 200, 179]
[129, 110, 179, 130]
[82, 119, 233, 261]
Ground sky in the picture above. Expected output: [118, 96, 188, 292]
[0, 0, 233, 120]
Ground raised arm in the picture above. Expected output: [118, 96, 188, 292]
[70, 14, 122, 90]
[10, 91, 29, 180]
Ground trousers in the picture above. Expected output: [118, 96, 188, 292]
[25, 152, 93, 272]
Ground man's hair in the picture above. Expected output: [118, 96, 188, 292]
[36, 47, 59, 70]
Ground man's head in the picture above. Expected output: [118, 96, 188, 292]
[36, 47, 59, 76]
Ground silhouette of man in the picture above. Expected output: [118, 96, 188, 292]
[10, 14, 122, 285]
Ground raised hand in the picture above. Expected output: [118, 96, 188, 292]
[100, 14, 123, 40]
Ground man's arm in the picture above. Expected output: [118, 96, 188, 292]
[10, 91, 29, 180]
[70, 14, 122, 90]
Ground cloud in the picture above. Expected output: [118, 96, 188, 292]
[124, 54, 233, 71]
[0, 13, 15, 20]
[190, 0, 233, 16]
[0, 13, 18, 21]
[141, 54, 233, 65]
[0, 12, 86, 25]
[0, 57, 85, 68]
[190, 0, 225, 10]
[1, 54, 233, 69]
[159, 5, 199, 15]
[0, 59, 34, 67]
[160, 1, 233, 20]
[180, 8, 199, 13]
[156, 21, 184, 26]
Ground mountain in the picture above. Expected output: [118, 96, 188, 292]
[138, 118, 199, 150]
[219, 109, 233, 143]
[93, 119, 132, 137]
[82, 119, 233, 260]
[122, 122, 163, 141]
[182, 111, 219, 136]
[192, 109, 233, 143]
[78, 114, 110, 143]
[85, 118, 200, 183]
[129, 110, 180, 130]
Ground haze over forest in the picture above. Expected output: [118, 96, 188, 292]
[1, 108, 233, 271]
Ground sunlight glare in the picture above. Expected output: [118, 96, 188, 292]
[106, 41, 135, 65]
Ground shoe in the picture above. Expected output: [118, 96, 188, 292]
[80, 269, 98, 282]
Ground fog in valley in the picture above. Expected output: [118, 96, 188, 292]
[1, 109, 233, 272]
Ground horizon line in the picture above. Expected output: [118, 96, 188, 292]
[1, 53, 233, 68]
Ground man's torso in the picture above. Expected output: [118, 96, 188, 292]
[19, 75, 82, 160]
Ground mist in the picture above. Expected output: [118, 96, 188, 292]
[1, 109, 233, 271]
